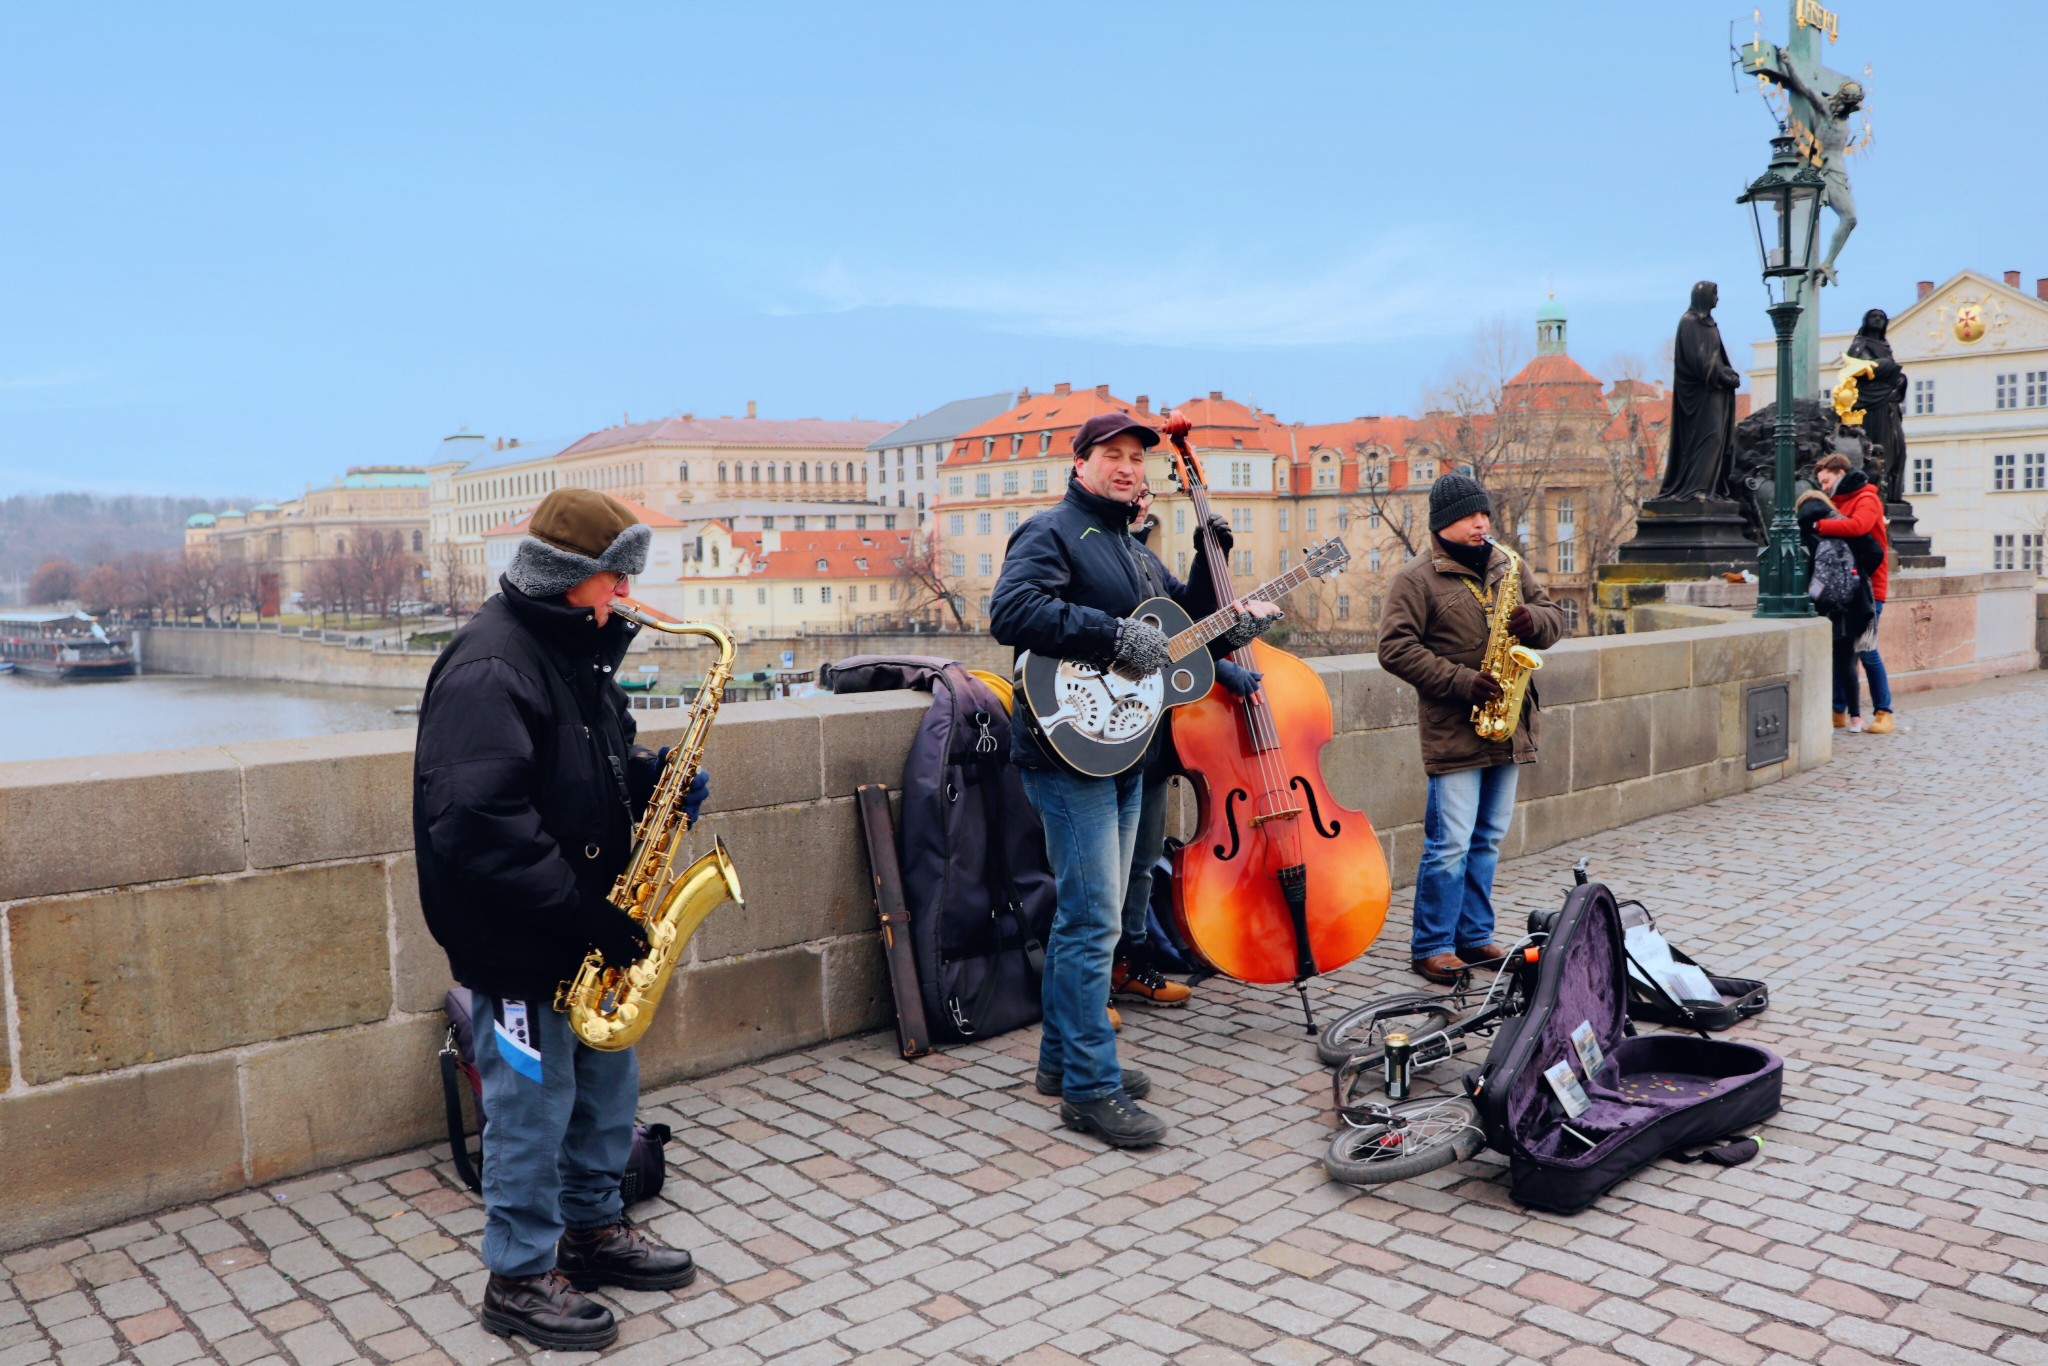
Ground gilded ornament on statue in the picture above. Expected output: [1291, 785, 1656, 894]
[1954, 302, 1986, 343]
[1832, 357, 1877, 426]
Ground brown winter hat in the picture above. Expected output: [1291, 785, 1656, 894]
[505, 488, 651, 597]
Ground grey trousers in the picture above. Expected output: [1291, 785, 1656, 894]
[473, 993, 638, 1276]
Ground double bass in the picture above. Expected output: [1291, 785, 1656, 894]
[1162, 415, 1391, 1031]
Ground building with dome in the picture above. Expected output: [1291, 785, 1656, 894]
[182, 466, 430, 606]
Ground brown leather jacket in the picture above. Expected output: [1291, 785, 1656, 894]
[1376, 542, 1569, 776]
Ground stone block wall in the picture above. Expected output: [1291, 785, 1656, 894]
[0, 617, 1830, 1249]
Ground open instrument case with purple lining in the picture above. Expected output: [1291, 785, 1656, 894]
[1467, 882, 1782, 1213]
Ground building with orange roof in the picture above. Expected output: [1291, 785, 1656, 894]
[671, 525, 920, 635]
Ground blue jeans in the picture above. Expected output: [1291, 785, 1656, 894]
[1018, 766, 1143, 1101]
[473, 993, 639, 1276]
[1118, 774, 1171, 954]
[1410, 762, 1521, 958]
[1835, 600, 1892, 715]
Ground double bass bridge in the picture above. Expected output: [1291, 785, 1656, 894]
[1249, 807, 1304, 828]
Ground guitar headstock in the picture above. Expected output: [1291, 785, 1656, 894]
[1162, 413, 1208, 495]
[1301, 538, 1351, 579]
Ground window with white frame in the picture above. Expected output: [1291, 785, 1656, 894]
[1911, 456, 1933, 495]
[1556, 538, 1577, 573]
[1002, 470, 1018, 495]
[2028, 372, 2048, 407]
[1336, 594, 1350, 619]
[1234, 549, 1253, 576]
[1278, 507, 1290, 533]
[1315, 457, 1337, 489]
[1306, 507, 1318, 532]
[1556, 497, 1576, 542]
[1229, 460, 1252, 488]
[1560, 598, 1581, 632]
[950, 553, 965, 577]
[756, 587, 766, 604]
[820, 586, 833, 604]
[1993, 534, 2016, 570]
[815, 557, 828, 571]
[1913, 379, 1935, 414]
[1176, 551, 1188, 576]
[948, 475, 964, 495]
[1010, 434, 1023, 455]
[977, 553, 993, 576]
[1996, 373, 2019, 409]
[1367, 546, 1381, 573]
[1367, 506, 1382, 528]
[1231, 507, 1251, 532]
[978, 594, 992, 617]
[1174, 506, 1187, 533]
[982, 437, 995, 457]
[974, 473, 991, 497]
[1337, 507, 1351, 531]
[1004, 510, 1019, 533]
[1031, 467, 1048, 493]
[975, 512, 991, 535]
[2024, 451, 2046, 490]
[947, 513, 964, 536]
[2023, 533, 2044, 574]
[1039, 431, 1052, 453]
[1994, 453, 2017, 491]
[793, 587, 805, 604]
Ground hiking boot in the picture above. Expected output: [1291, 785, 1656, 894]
[1868, 710, 1895, 734]
[1411, 952, 1469, 985]
[1456, 942, 1513, 966]
[480, 1270, 617, 1351]
[557, 1218, 696, 1292]
[1036, 1066, 1151, 1100]
[1113, 960, 1192, 1007]
[1059, 1091, 1169, 1148]
[1832, 710, 1848, 730]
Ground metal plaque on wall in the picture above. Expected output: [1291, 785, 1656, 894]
[1746, 681, 1790, 770]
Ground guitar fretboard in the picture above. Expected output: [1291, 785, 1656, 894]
[1166, 562, 1319, 660]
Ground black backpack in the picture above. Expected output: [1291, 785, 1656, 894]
[827, 655, 1055, 1043]
[437, 987, 671, 1204]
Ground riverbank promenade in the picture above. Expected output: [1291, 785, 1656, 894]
[5, 674, 2044, 1366]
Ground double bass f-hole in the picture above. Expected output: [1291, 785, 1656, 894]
[1290, 775, 1342, 838]
[1214, 788, 1248, 861]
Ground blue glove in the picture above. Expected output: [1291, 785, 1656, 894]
[682, 769, 710, 825]
[1215, 659, 1263, 697]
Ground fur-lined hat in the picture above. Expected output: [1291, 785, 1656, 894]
[505, 488, 651, 598]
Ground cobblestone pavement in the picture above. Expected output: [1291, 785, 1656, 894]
[6, 675, 2046, 1366]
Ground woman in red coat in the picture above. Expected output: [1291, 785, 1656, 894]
[1813, 453, 1894, 734]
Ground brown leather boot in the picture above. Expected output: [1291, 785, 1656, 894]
[557, 1218, 697, 1292]
[1411, 952, 1469, 985]
[1456, 942, 1513, 966]
[480, 1270, 617, 1351]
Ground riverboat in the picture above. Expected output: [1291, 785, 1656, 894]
[0, 609, 138, 680]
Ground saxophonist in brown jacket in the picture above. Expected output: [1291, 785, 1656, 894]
[1375, 474, 1567, 985]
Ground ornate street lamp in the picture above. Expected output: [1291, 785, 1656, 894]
[1738, 133, 1826, 618]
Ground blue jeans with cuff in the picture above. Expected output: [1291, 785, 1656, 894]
[1019, 765, 1143, 1101]
[473, 992, 638, 1277]
[1410, 761, 1521, 959]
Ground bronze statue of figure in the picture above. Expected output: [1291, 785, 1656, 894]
[1759, 68, 1864, 286]
[1658, 281, 1743, 502]
[1845, 308, 1908, 504]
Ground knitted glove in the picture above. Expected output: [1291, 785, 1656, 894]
[1202, 514, 1235, 554]
[1215, 659, 1263, 697]
[1214, 605, 1280, 653]
[586, 904, 650, 964]
[1111, 617, 1172, 678]
[681, 769, 709, 825]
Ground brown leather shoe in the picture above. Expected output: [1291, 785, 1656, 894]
[557, 1219, 696, 1292]
[480, 1270, 617, 1351]
[1411, 952, 1469, 985]
[1457, 942, 1513, 966]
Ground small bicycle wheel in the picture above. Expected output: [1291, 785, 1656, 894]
[1316, 994, 1454, 1069]
[1323, 1096, 1485, 1186]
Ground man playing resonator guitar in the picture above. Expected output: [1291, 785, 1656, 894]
[412, 489, 705, 1351]
[991, 412, 1281, 1148]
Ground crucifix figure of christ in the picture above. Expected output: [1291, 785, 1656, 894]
[1743, 2, 1863, 287]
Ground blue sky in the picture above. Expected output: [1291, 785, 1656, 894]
[2, 1, 2040, 498]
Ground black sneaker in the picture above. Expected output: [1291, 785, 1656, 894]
[1059, 1091, 1169, 1148]
[1036, 1066, 1151, 1100]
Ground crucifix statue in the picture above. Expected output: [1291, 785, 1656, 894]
[1741, 0, 1866, 402]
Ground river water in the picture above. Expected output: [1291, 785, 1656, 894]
[0, 673, 418, 764]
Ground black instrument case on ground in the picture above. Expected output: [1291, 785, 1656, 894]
[1468, 882, 1783, 1214]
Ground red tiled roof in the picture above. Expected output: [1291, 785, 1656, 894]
[714, 529, 915, 581]
[561, 415, 898, 458]
[945, 385, 1298, 467]
[1500, 354, 1608, 412]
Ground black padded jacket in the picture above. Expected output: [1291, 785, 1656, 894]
[411, 582, 662, 999]
[989, 478, 1218, 769]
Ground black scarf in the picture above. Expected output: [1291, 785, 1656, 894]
[1435, 534, 1493, 577]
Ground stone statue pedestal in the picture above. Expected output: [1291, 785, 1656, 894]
[1611, 497, 1760, 576]
[1885, 501, 1944, 569]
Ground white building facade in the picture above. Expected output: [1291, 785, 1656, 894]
[866, 391, 1018, 530]
[1750, 269, 2048, 577]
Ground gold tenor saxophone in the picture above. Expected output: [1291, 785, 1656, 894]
[554, 602, 744, 1050]
[1470, 538, 1544, 743]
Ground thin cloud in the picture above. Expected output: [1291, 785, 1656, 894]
[779, 231, 1666, 350]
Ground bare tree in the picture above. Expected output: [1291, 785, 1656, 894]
[78, 562, 124, 617]
[434, 538, 480, 617]
[28, 557, 79, 604]
[348, 529, 415, 619]
[892, 529, 966, 628]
